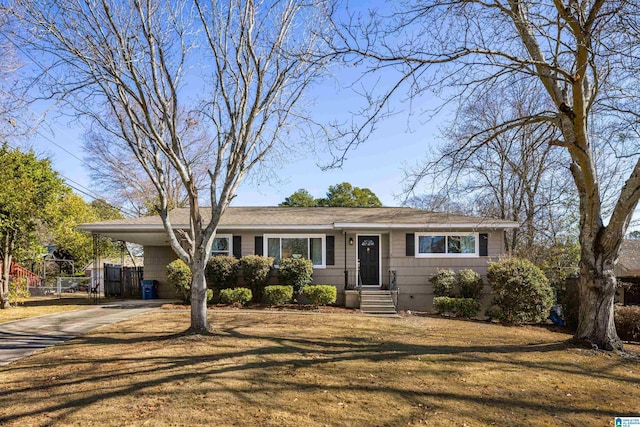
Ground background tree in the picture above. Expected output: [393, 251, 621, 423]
[16, 0, 331, 332]
[318, 182, 382, 207]
[84, 114, 210, 216]
[281, 182, 382, 207]
[42, 196, 123, 272]
[329, 0, 640, 350]
[407, 81, 578, 254]
[0, 144, 66, 308]
[280, 189, 316, 207]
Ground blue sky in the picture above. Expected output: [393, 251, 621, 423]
[26, 67, 444, 210]
[17, 0, 447, 212]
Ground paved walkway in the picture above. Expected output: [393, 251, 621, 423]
[0, 300, 173, 366]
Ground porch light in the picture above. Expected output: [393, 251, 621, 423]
[349, 237, 353, 245]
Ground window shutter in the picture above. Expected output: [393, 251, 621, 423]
[479, 233, 488, 256]
[326, 235, 335, 265]
[406, 233, 415, 256]
[255, 236, 263, 256]
[233, 236, 242, 259]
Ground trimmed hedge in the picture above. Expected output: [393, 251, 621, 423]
[205, 255, 239, 290]
[433, 297, 481, 318]
[219, 287, 252, 306]
[263, 285, 293, 305]
[303, 285, 337, 306]
[430, 269, 457, 297]
[167, 259, 192, 303]
[457, 269, 483, 300]
[240, 255, 274, 301]
[615, 305, 640, 342]
[487, 258, 554, 325]
[278, 258, 313, 294]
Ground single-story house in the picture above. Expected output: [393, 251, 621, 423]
[615, 239, 640, 305]
[80, 206, 518, 311]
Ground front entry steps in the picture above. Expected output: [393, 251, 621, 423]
[359, 289, 398, 316]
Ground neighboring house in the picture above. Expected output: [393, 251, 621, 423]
[80, 206, 518, 311]
[615, 239, 640, 305]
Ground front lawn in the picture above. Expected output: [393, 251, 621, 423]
[0, 296, 99, 324]
[0, 311, 637, 426]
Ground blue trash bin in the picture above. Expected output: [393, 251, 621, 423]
[141, 280, 158, 299]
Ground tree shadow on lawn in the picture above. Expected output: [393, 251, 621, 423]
[1, 317, 636, 425]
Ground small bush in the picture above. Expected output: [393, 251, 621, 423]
[433, 297, 481, 318]
[240, 255, 274, 301]
[487, 258, 554, 325]
[303, 285, 337, 306]
[484, 305, 504, 320]
[167, 259, 192, 303]
[219, 287, 252, 306]
[457, 269, 483, 300]
[263, 285, 293, 305]
[615, 305, 640, 342]
[8, 278, 30, 305]
[430, 269, 456, 297]
[278, 257, 313, 295]
[205, 255, 239, 290]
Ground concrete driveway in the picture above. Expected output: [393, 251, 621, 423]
[0, 300, 171, 366]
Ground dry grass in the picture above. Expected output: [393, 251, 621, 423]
[0, 296, 99, 324]
[0, 311, 638, 426]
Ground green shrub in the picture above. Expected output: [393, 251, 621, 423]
[8, 278, 30, 305]
[240, 255, 274, 301]
[263, 285, 293, 305]
[205, 255, 239, 290]
[433, 297, 481, 318]
[484, 305, 504, 320]
[278, 257, 313, 295]
[167, 259, 192, 303]
[457, 269, 483, 300]
[615, 305, 640, 342]
[303, 285, 337, 306]
[219, 287, 252, 306]
[487, 258, 554, 325]
[430, 269, 457, 297]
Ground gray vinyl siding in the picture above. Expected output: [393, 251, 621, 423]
[143, 246, 178, 299]
[389, 230, 504, 311]
[143, 228, 507, 309]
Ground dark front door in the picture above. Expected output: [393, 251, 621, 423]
[358, 235, 380, 286]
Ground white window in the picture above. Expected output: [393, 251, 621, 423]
[415, 233, 479, 258]
[211, 234, 232, 257]
[264, 234, 325, 268]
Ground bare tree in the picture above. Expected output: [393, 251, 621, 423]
[15, 0, 331, 332]
[0, 7, 27, 140]
[408, 80, 578, 253]
[84, 112, 211, 216]
[329, 0, 640, 350]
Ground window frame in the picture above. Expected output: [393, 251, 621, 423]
[210, 234, 233, 257]
[263, 234, 326, 268]
[415, 232, 479, 258]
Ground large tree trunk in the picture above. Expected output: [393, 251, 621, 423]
[189, 251, 209, 333]
[574, 249, 622, 351]
[1, 236, 12, 309]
